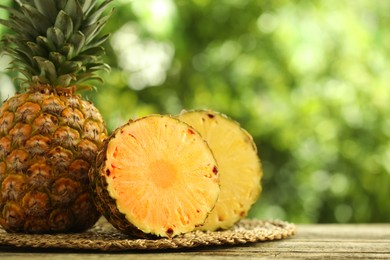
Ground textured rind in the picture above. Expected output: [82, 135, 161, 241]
[89, 123, 149, 238]
[0, 92, 107, 233]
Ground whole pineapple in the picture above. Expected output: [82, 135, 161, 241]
[0, 0, 111, 233]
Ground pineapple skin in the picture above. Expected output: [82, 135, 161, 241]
[0, 90, 107, 233]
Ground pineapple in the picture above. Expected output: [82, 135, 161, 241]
[178, 110, 262, 231]
[0, 0, 111, 233]
[89, 115, 220, 238]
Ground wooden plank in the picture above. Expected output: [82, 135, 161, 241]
[1, 224, 390, 259]
[235, 224, 390, 259]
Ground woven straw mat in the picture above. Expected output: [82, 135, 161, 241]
[0, 217, 295, 251]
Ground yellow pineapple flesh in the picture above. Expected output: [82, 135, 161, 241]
[0, 1, 111, 233]
[178, 110, 262, 231]
[89, 115, 220, 238]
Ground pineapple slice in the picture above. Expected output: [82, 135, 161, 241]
[178, 110, 262, 231]
[89, 115, 220, 238]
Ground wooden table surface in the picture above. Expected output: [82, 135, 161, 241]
[1, 224, 390, 259]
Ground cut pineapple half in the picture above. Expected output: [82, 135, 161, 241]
[178, 110, 262, 231]
[90, 115, 220, 238]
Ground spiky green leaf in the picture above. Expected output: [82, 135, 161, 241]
[20, 4, 51, 35]
[34, 57, 57, 83]
[88, 34, 110, 49]
[1, 0, 112, 89]
[55, 11, 74, 40]
[0, 18, 36, 39]
[60, 43, 75, 59]
[56, 74, 75, 87]
[76, 73, 104, 84]
[84, 0, 112, 26]
[33, 0, 57, 23]
[80, 0, 97, 15]
[64, 0, 83, 31]
[55, 0, 68, 11]
[47, 27, 65, 49]
[70, 31, 86, 54]
[36, 36, 56, 52]
[80, 46, 105, 56]
[27, 41, 47, 57]
[58, 60, 83, 75]
[49, 52, 66, 68]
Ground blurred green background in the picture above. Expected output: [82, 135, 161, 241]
[1, 0, 390, 223]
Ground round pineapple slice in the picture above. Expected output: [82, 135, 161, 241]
[178, 110, 262, 231]
[89, 115, 220, 238]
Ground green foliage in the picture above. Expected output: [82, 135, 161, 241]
[1, 0, 390, 223]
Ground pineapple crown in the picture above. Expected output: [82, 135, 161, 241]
[0, 0, 112, 92]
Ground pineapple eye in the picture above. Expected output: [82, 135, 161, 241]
[207, 113, 215, 119]
[48, 146, 73, 170]
[22, 191, 50, 217]
[26, 161, 52, 188]
[0, 111, 15, 134]
[42, 97, 65, 115]
[83, 120, 101, 142]
[68, 159, 90, 180]
[61, 107, 84, 130]
[166, 228, 174, 237]
[63, 96, 81, 109]
[25, 135, 51, 155]
[0, 137, 12, 159]
[212, 166, 218, 175]
[9, 124, 32, 147]
[33, 113, 59, 135]
[1, 175, 27, 201]
[15, 102, 41, 123]
[51, 177, 80, 204]
[77, 139, 98, 161]
[6, 149, 29, 171]
[54, 126, 80, 148]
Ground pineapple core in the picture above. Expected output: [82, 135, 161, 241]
[148, 160, 177, 189]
